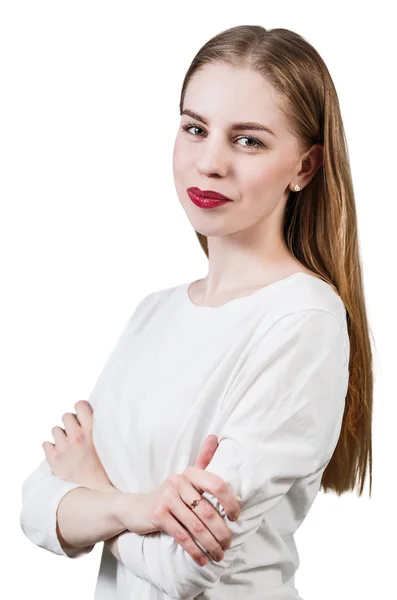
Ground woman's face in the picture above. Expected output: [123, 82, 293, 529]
[172, 63, 305, 238]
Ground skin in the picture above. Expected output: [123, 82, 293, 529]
[172, 62, 324, 307]
[42, 63, 324, 561]
[42, 400, 116, 492]
[43, 401, 224, 563]
[43, 401, 121, 558]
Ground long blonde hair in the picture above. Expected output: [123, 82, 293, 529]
[179, 26, 373, 497]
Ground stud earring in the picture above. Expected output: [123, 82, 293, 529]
[291, 184, 301, 192]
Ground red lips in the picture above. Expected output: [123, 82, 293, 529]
[187, 187, 233, 202]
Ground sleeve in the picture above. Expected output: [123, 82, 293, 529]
[116, 309, 350, 599]
[20, 458, 97, 558]
[19, 293, 152, 559]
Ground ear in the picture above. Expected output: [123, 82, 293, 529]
[297, 143, 324, 188]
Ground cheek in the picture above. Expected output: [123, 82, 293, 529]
[238, 161, 275, 193]
[172, 141, 180, 173]
[241, 157, 288, 193]
[172, 137, 189, 174]
[172, 141, 190, 202]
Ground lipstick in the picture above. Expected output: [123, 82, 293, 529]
[187, 187, 233, 209]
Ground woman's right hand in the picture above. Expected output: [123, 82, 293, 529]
[118, 435, 241, 566]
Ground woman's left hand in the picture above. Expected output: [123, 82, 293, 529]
[42, 400, 117, 493]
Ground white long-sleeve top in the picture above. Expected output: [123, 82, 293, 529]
[20, 272, 350, 600]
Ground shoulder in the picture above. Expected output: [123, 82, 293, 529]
[136, 281, 184, 308]
[128, 282, 185, 322]
[249, 274, 350, 359]
[269, 273, 347, 329]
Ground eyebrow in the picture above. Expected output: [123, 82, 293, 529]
[181, 109, 277, 138]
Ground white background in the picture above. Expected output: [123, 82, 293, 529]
[2, 1, 395, 598]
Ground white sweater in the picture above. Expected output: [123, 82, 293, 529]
[20, 272, 350, 600]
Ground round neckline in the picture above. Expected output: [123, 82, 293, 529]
[183, 272, 323, 311]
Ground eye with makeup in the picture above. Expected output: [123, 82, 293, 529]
[181, 122, 265, 150]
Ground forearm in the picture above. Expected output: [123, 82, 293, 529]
[56, 485, 131, 552]
[103, 491, 150, 564]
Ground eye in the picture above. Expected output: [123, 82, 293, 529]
[182, 123, 205, 137]
[181, 122, 264, 150]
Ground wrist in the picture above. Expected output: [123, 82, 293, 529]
[113, 491, 128, 529]
[107, 490, 128, 529]
[114, 491, 143, 530]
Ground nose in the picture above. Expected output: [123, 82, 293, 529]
[196, 138, 229, 178]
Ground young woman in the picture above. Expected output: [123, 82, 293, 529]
[20, 25, 373, 599]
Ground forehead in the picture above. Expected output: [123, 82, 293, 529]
[183, 63, 285, 130]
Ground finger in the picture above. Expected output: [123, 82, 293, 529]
[62, 412, 82, 437]
[42, 441, 59, 475]
[155, 508, 209, 567]
[74, 400, 94, 431]
[195, 435, 219, 470]
[168, 494, 225, 563]
[170, 475, 231, 560]
[42, 440, 56, 460]
[51, 425, 68, 447]
[183, 466, 240, 521]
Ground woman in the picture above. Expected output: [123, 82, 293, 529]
[20, 25, 373, 599]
